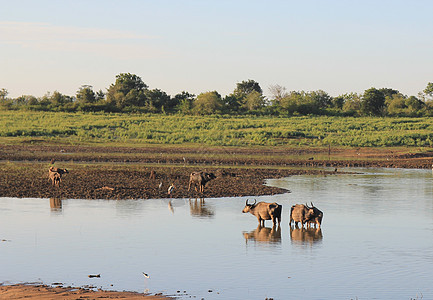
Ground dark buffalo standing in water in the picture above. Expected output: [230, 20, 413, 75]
[188, 171, 216, 193]
[289, 203, 323, 229]
[242, 199, 282, 226]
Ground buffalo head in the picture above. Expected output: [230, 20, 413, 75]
[242, 199, 257, 213]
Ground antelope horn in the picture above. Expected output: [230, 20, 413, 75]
[311, 202, 314, 208]
[253, 199, 257, 206]
[246, 199, 249, 206]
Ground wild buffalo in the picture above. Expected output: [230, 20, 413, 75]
[289, 202, 323, 229]
[48, 167, 69, 187]
[188, 171, 216, 193]
[242, 199, 282, 226]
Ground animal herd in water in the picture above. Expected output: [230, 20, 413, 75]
[48, 167, 323, 228]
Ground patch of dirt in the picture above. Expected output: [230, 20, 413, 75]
[0, 284, 172, 299]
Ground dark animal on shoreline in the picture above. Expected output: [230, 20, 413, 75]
[242, 199, 282, 226]
[48, 167, 69, 187]
[289, 203, 323, 229]
[188, 171, 216, 193]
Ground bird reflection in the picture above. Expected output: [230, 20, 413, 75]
[168, 201, 174, 214]
[289, 226, 323, 246]
[243, 225, 281, 244]
[50, 198, 62, 211]
[189, 198, 214, 218]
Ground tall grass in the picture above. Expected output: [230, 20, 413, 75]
[2, 111, 433, 147]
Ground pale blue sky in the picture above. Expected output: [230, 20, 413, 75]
[1, 0, 432, 98]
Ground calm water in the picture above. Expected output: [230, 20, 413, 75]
[1, 168, 433, 300]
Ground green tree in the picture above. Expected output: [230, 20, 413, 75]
[45, 91, 73, 110]
[76, 85, 96, 103]
[144, 88, 171, 113]
[277, 91, 303, 115]
[233, 79, 263, 98]
[193, 91, 223, 115]
[306, 90, 332, 109]
[342, 93, 362, 116]
[0, 88, 8, 102]
[361, 88, 385, 116]
[106, 73, 148, 109]
[379, 88, 399, 99]
[424, 82, 433, 100]
[242, 90, 266, 112]
[227, 79, 263, 114]
[173, 91, 195, 114]
[332, 96, 345, 109]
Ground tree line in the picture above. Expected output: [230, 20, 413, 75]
[1, 73, 433, 117]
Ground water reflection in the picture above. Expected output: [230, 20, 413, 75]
[243, 225, 281, 244]
[189, 198, 215, 218]
[49, 198, 62, 211]
[289, 226, 323, 247]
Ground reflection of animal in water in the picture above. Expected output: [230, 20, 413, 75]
[242, 199, 282, 226]
[188, 171, 216, 193]
[50, 198, 62, 210]
[168, 201, 174, 213]
[289, 202, 323, 229]
[48, 167, 69, 187]
[290, 226, 323, 246]
[243, 225, 281, 244]
[189, 198, 214, 218]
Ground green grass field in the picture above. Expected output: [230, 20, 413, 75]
[2, 111, 433, 148]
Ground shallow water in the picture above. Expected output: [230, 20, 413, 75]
[1, 167, 433, 299]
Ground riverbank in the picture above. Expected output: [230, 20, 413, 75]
[1, 143, 432, 199]
[0, 284, 173, 299]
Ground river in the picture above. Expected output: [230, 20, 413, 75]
[1, 167, 432, 299]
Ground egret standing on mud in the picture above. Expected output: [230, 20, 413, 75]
[168, 184, 175, 197]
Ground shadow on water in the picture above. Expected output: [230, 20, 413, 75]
[289, 226, 323, 247]
[243, 225, 282, 244]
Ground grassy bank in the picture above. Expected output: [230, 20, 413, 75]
[2, 111, 433, 147]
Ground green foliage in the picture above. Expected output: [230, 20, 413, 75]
[361, 88, 386, 116]
[193, 91, 223, 115]
[106, 73, 148, 109]
[233, 79, 262, 98]
[424, 82, 433, 97]
[76, 85, 97, 104]
[3, 111, 433, 148]
[2, 74, 432, 117]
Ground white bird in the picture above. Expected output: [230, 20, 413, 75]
[142, 272, 150, 278]
[158, 182, 163, 189]
[168, 184, 175, 196]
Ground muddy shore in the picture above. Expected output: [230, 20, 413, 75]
[1, 143, 433, 200]
[0, 283, 174, 299]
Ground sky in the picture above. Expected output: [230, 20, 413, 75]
[1, 0, 432, 99]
